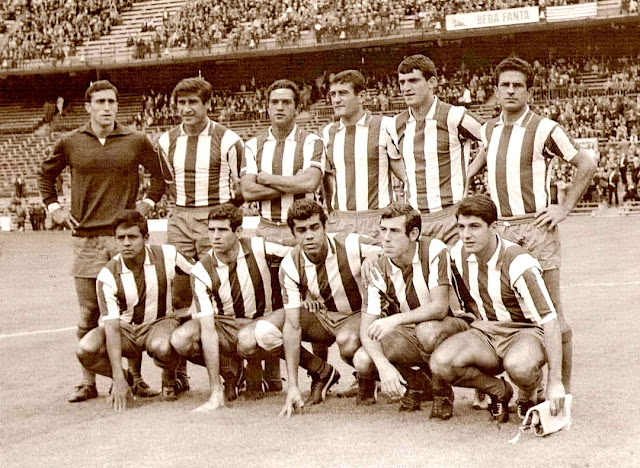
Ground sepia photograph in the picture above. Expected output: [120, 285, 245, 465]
[1, 0, 639, 466]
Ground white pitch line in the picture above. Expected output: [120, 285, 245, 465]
[2, 279, 638, 339]
[0, 326, 75, 339]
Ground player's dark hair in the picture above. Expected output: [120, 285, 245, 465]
[208, 203, 243, 232]
[456, 196, 498, 226]
[85, 80, 118, 102]
[493, 57, 534, 89]
[397, 54, 438, 80]
[266, 79, 300, 107]
[171, 77, 213, 104]
[113, 210, 148, 237]
[287, 199, 327, 232]
[330, 70, 366, 95]
[380, 202, 421, 237]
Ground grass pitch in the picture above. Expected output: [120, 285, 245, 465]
[1, 216, 640, 467]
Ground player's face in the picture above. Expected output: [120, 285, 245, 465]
[329, 82, 365, 121]
[208, 219, 240, 256]
[457, 215, 495, 258]
[495, 70, 530, 115]
[176, 93, 209, 129]
[85, 90, 118, 128]
[115, 225, 147, 262]
[380, 215, 418, 261]
[292, 214, 327, 260]
[398, 69, 436, 109]
[268, 88, 297, 128]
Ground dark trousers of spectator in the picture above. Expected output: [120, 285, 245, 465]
[608, 184, 619, 206]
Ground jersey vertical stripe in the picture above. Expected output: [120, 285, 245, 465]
[365, 237, 456, 317]
[482, 109, 580, 217]
[191, 238, 290, 318]
[158, 119, 243, 207]
[243, 125, 324, 222]
[450, 236, 557, 325]
[323, 113, 397, 211]
[389, 98, 482, 213]
[280, 232, 380, 313]
[96, 245, 182, 324]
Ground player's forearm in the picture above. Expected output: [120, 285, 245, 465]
[282, 317, 302, 388]
[542, 319, 563, 384]
[390, 158, 408, 187]
[360, 317, 394, 372]
[466, 147, 487, 182]
[200, 317, 223, 391]
[322, 175, 335, 212]
[562, 151, 597, 212]
[104, 320, 126, 382]
[395, 287, 449, 324]
[38, 159, 66, 205]
[395, 301, 448, 324]
[240, 178, 283, 201]
[262, 170, 321, 194]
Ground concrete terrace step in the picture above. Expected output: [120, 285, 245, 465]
[621, 201, 640, 215]
[570, 202, 599, 215]
[80, 0, 187, 56]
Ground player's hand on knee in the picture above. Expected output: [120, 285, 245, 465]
[279, 387, 304, 418]
[379, 364, 406, 399]
[368, 316, 398, 341]
[110, 378, 133, 412]
[546, 379, 566, 417]
[193, 386, 226, 413]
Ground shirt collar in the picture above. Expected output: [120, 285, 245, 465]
[466, 234, 504, 269]
[211, 241, 247, 266]
[388, 243, 420, 275]
[80, 121, 132, 138]
[119, 246, 152, 273]
[337, 110, 370, 131]
[303, 235, 335, 264]
[407, 96, 439, 122]
[267, 124, 298, 141]
[496, 106, 531, 127]
[179, 117, 211, 137]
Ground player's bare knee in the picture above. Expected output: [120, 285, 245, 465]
[170, 326, 194, 356]
[418, 330, 441, 355]
[429, 348, 454, 380]
[336, 332, 359, 358]
[561, 324, 572, 342]
[503, 357, 540, 387]
[353, 347, 374, 374]
[148, 337, 172, 363]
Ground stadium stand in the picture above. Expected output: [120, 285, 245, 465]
[2, 0, 628, 66]
[0, 0, 133, 68]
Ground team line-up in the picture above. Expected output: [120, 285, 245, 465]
[37, 54, 596, 425]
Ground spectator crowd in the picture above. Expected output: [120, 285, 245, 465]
[1, 0, 132, 68]
[3, 0, 633, 66]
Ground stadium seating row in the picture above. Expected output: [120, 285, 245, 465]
[1, 0, 629, 67]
